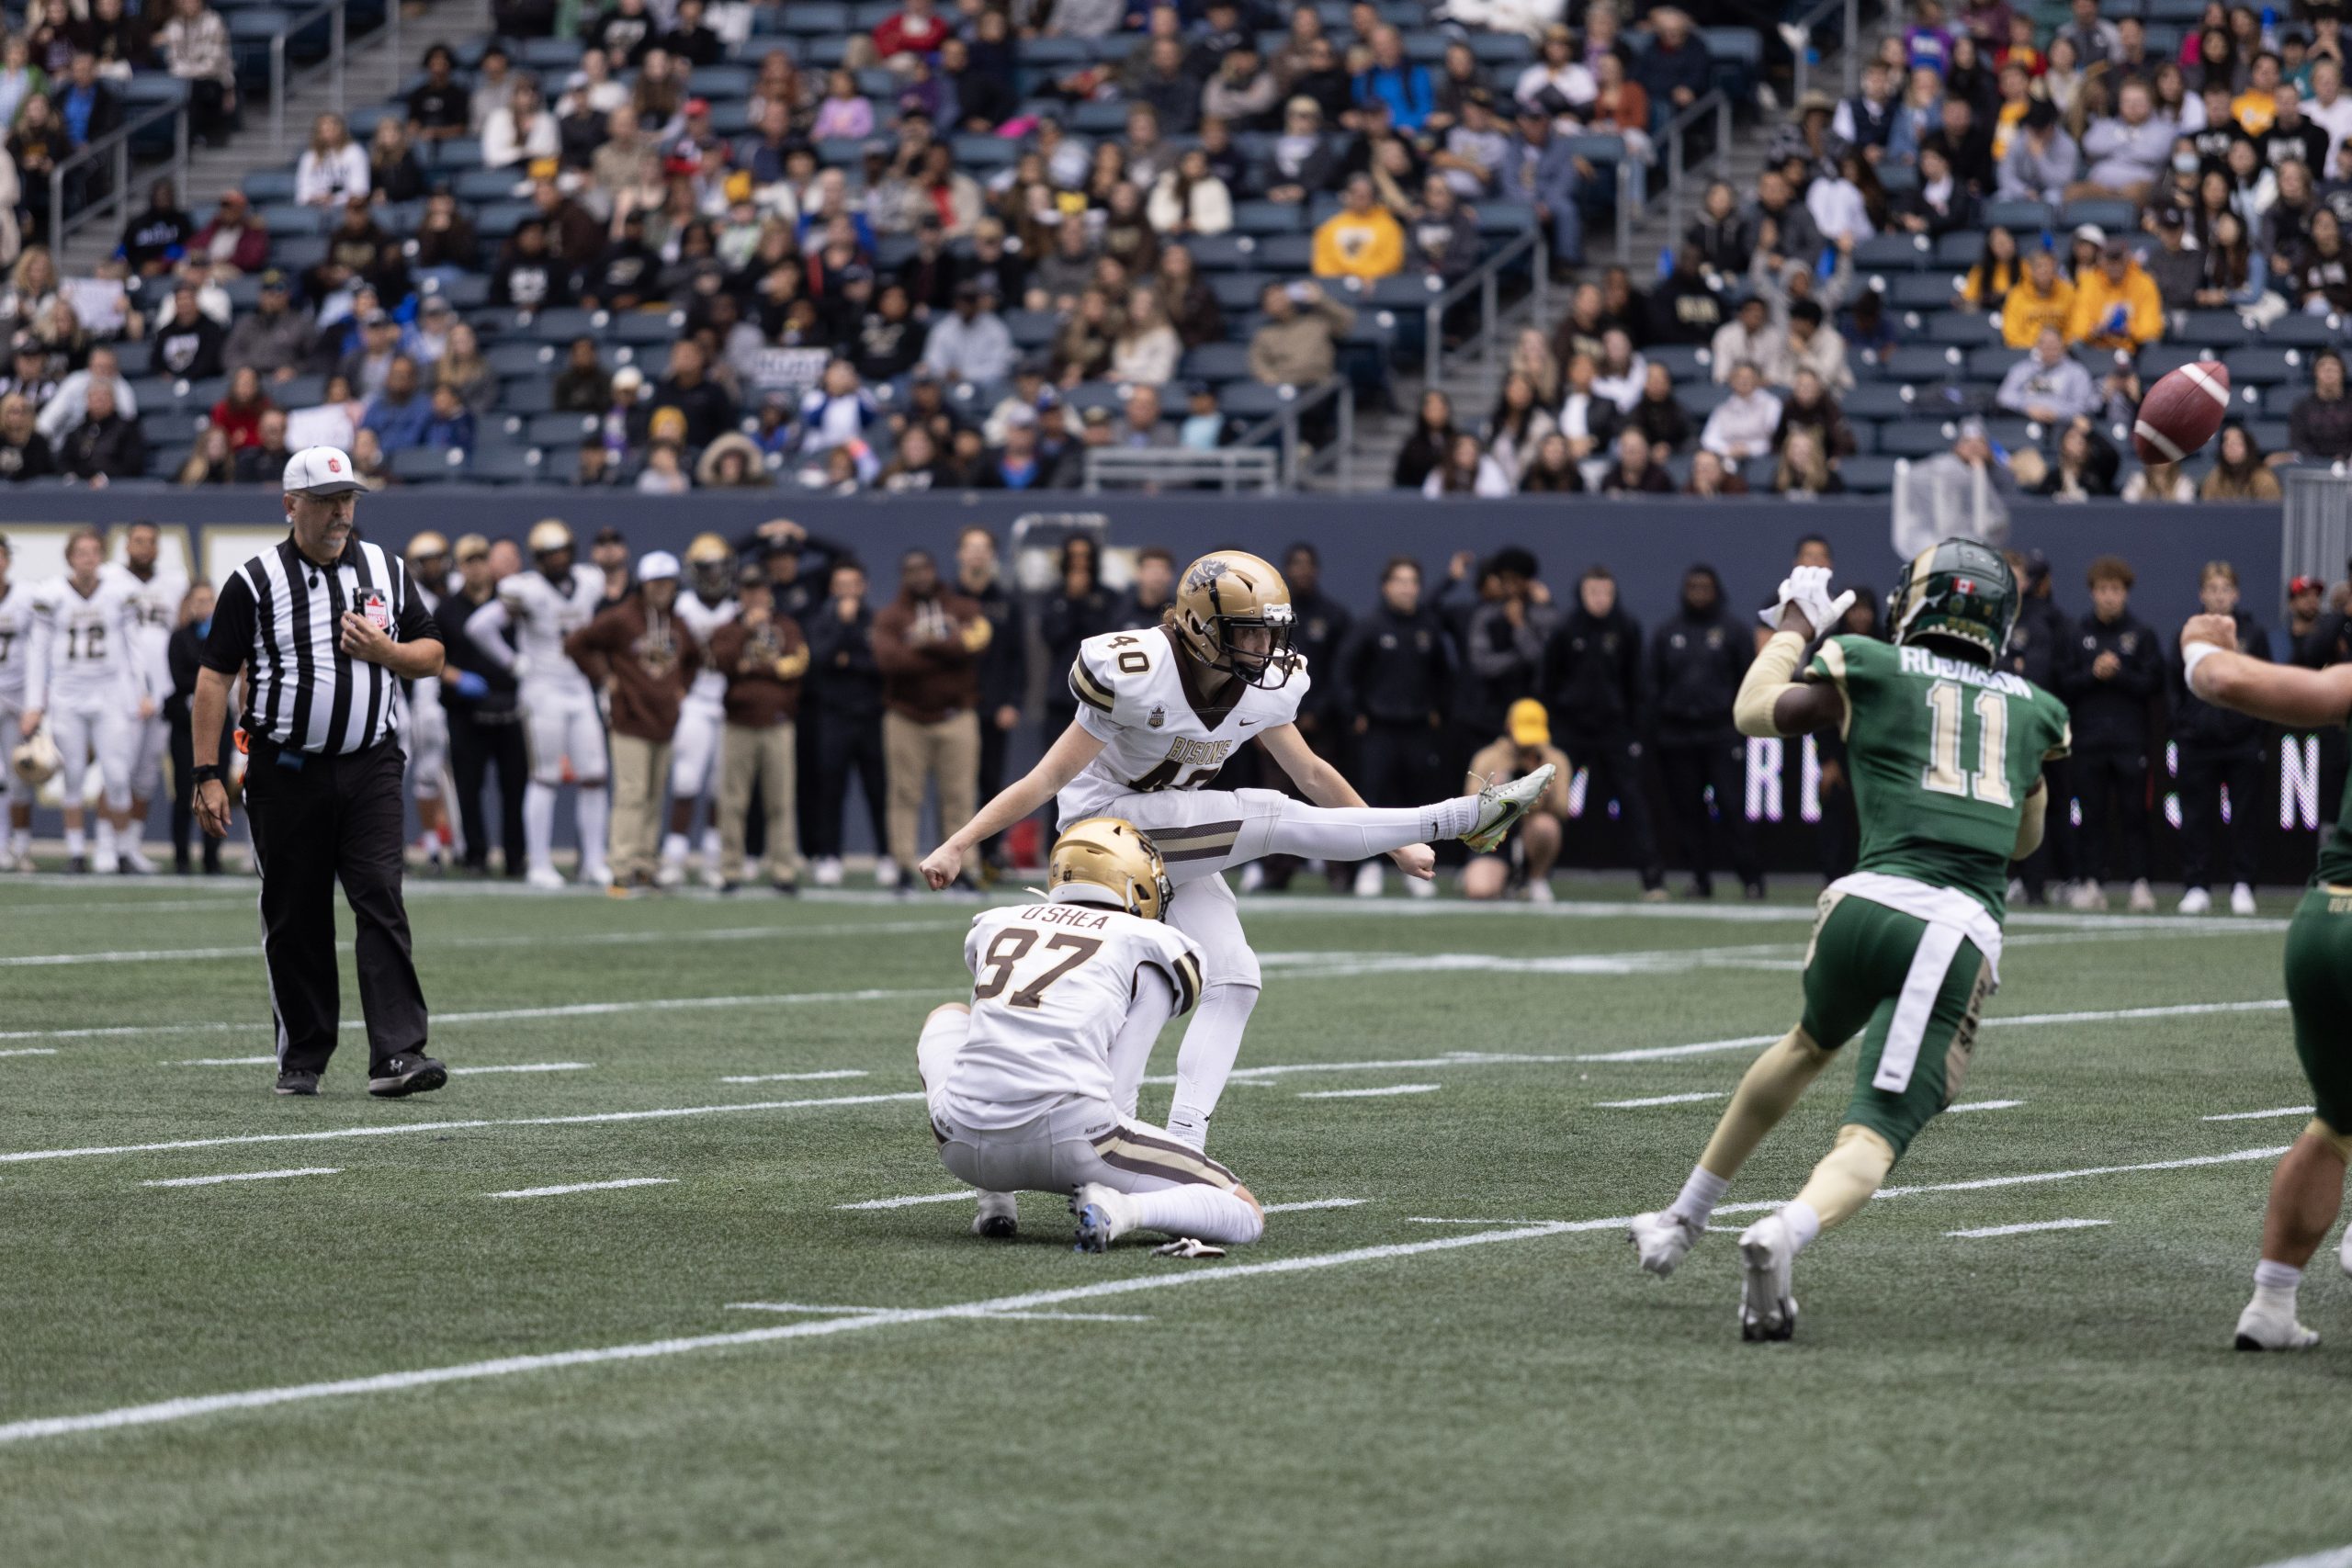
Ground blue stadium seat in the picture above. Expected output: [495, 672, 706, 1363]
[520, 38, 577, 69]
[2250, 419, 2293, 453]
[1183, 344, 1255, 384]
[2225, 346, 2305, 386]
[501, 379, 557, 414]
[426, 274, 492, 310]
[274, 235, 328, 272]
[277, 374, 325, 407]
[391, 446, 467, 484]
[526, 307, 603, 343]
[428, 138, 483, 169]
[1231, 201, 1305, 235]
[242, 169, 297, 204]
[1679, 382, 1731, 417]
[687, 65, 752, 100]
[1886, 274, 1958, 310]
[2061, 199, 2139, 233]
[1933, 231, 1985, 268]
[948, 135, 1018, 172]
[1877, 421, 1954, 457]
[1966, 344, 2019, 379]
[1210, 273, 1274, 311]
[475, 202, 535, 239]
[612, 311, 687, 345]
[1369, 274, 1448, 310]
[1186, 234, 1261, 271]
[1839, 456, 1902, 492]
[781, 0, 849, 33]
[491, 342, 560, 378]
[1981, 200, 2052, 232]
[2266, 383, 2306, 416]
[1254, 234, 1316, 271]
[1982, 418, 2042, 451]
[1928, 312, 1999, 346]
[1022, 37, 1096, 64]
[1856, 233, 1932, 271]
[453, 167, 518, 202]
[2173, 310, 2252, 347]
[2139, 344, 2216, 379]
[527, 412, 600, 447]
[1475, 201, 1536, 237]
[1647, 344, 1709, 382]
[1072, 101, 1130, 134]
[258, 203, 324, 236]
[470, 445, 553, 484]
[1218, 382, 1299, 420]
[1886, 344, 1968, 379]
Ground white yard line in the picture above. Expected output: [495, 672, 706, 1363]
[834, 1190, 974, 1211]
[166, 1058, 592, 1075]
[1945, 1100, 2025, 1114]
[141, 1168, 341, 1189]
[1260, 1198, 1370, 1213]
[1596, 1091, 1726, 1109]
[486, 1179, 676, 1200]
[720, 1069, 870, 1085]
[0, 920, 967, 967]
[1295, 1084, 1442, 1100]
[2249, 1547, 2352, 1568]
[724, 1302, 1149, 1324]
[0, 1047, 58, 1058]
[1947, 1218, 2111, 1238]
[0, 1090, 930, 1165]
[2203, 1106, 2316, 1122]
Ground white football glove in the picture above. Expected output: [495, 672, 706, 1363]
[1758, 564, 1855, 637]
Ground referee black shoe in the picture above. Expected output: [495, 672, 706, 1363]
[368, 1054, 447, 1098]
[274, 1069, 320, 1096]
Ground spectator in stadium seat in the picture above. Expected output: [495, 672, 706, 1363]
[0, 391, 55, 480]
[411, 189, 479, 280]
[1758, 299, 1853, 393]
[147, 282, 221, 380]
[1998, 326, 2103, 421]
[1745, 169, 1825, 272]
[1558, 351, 1623, 458]
[406, 43, 469, 143]
[1776, 368, 1857, 458]
[793, 355, 874, 455]
[2067, 234, 2165, 348]
[2201, 422, 2284, 498]
[1114, 384, 1175, 450]
[2074, 80, 2172, 200]
[1508, 103, 1586, 273]
[2290, 348, 2352, 460]
[2055, 0, 2121, 70]
[1520, 432, 1584, 491]
[35, 342, 133, 443]
[50, 51, 120, 162]
[1313, 173, 1405, 281]
[529, 175, 605, 271]
[420, 380, 475, 457]
[483, 78, 560, 171]
[1204, 48, 1279, 133]
[118, 180, 190, 278]
[367, 118, 427, 206]
[1354, 26, 1434, 133]
[1924, 94, 1997, 197]
[1250, 277, 1354, 390]
[1998, 243, 2075, 346]
[659, 0, 725, 69]
[1707, 294, 1770, 384]
[295, 112, 368, 206]
[1408, 175, 1481, 283]
[2290, 205, 2352, 310]
[57, 377, 141, 482]
[1585, 53, 1650, 153]
[1259, 97, 1340, 205]
[2143, 206, 2204, 307]
[1886, 65, 1944, 170]
[175, 425, 233, 486]
[2021, 416, 2120, 498]
[1590, 327, 1645, 412]
[1837, 62, 1900, 161]
[1772, 428, 1843, 496]
[2123, 455, 2197, 501]
[915, 278, 1012, 388]
[1700, 361, 1781, 463]
[2235, 50, 2286, 136]
[185, 188, 268, 273]
[1998, 100, 2080, 204]
[335, 310, 401, 399]
[1392, 389, 1459, 489]
[362, 355, 432, 452]
[203, 366, 267, 453]
[1634, 6, 1712, 117]
[1625, 362, 1690, 455]
[490, 220, 573, 310]
[1600, 425, 1673, 493]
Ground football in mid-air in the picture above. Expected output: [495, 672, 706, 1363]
[2132, 360, 2232, 466]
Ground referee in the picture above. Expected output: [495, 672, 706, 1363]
[192, 447, 449, 1099]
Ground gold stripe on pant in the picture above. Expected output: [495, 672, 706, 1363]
[608, 731, 672, 886]
[719, 719, 799, 885]
[884, 708, 979, 871]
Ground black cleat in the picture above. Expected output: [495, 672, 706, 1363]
[274, 1069, 320, 1096]
[368, 1053, 447, 1098]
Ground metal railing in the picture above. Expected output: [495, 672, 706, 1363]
[2284, 468, 2352, 606]
[1790, 0, 1864, 107]
[50, 97, 191, 254]
[1082, 446, 1283, 493]
[1659, 89, 1734, 253]
[1229, 378, 1356, 490]
[272, 0, 402, 148]
[1418, 230, 1545, 389]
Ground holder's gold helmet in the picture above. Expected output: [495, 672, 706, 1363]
[404, 530, 449, 565]
[1046, 818, 1171, 921]
[1171, 550, 1295, 689]
[685, 532, 733, 594]
[526, 519, 575, 560]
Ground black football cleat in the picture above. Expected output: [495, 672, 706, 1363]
[368, 1054, 447, 1098]
[274, 1069, 320, 1096]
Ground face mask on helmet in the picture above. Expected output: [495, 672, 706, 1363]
[1891, 540, 2018, 665]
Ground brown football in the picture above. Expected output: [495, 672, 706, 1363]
[2132, 360, 2232, 466]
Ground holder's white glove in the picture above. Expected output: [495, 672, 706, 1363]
[1758, 564, 1855, 638]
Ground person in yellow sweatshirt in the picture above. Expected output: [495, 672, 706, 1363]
[1999, 245, 2075, 348]
[2065, 235, 2165, 351]
[1311, 173, 1407, 283]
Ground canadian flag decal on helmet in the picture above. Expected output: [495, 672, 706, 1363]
[1954, 578, 1974, 594]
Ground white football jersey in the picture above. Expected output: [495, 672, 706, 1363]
[0, 581, 33, 706]
[28, 573, 144, 708]
[674, 590, 739, 705]
[1059, 625, 1309, 824]
[498, 563, 604, 700]
[944, 898, 1204, 1127]
[109, 561, 187, 705]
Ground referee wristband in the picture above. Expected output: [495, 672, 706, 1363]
[192, 764, 225, 784]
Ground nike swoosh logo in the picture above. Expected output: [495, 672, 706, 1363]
[1238, 718, 1261, 727]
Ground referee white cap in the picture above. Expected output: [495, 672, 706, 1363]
[638, 550, 682, 581]
[282, 446, 368, 495]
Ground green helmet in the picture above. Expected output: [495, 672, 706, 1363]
[1889, 538, 2017, 666]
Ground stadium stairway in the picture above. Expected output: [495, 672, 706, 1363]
[57, 0, 489, 277]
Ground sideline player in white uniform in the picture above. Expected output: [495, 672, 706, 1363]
[21, 528, 149, 873]
[465, 519, 611, 887]
[662, 533, 740, 887]
[0, 534, 38, 871]
[918, 817, 1267, 1250]
[110, 521, 187, 874]
[400, 531, 456, 869]
[922, 549, 1551, 1152]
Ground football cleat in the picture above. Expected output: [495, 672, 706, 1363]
[1070, 1182, 1138, 1253]
[1462, 764, 1556, 854]
[1628, 1210, 1703, 1278]
[1736, 1214, 1799, 1342]
[67, 853, 89, 874]
[811, 856, 843, 887]
[368, 1053, 448, 1098]
[2128, 879, 2157, 913]
[2177, 887, 2212, 916]
[654, 860, 685, 889]
[971, 1190, 1019, 1238]
[273, 1068, 320, 1097]
[2232, 884, 2258, 917]
[526, 866, 566, 890]
[119, 847, 157, 875]
[2068, 880, 2108, 912]
[2233, 1294, 2320, 1351]
[579, 862, 613, 888]
[872, 856, 900, 890]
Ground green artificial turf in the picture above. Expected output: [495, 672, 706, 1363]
[1, 874, 2347, 1568]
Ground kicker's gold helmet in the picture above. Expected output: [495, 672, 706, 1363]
[526, 519, 575, 558]
[1047, 818, 1171, 921]
[1171, 550, 1296, 689]
[685, 531, 734, 595]
[405, 530, 449, 564]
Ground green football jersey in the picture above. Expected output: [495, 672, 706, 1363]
[1809, 636, 2073, 919]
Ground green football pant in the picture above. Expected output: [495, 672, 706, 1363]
[2284, 886, 2352, 1139]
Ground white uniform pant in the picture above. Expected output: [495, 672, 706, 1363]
[668, 694, 724, 802]
[1061, 789, 1288, 991]
[128, 714, 168, 801]
[0, 698, 22, 809]
[50, 697, 133, 813]
[522, 685, 607, 786]
[403, 687, 448, 800]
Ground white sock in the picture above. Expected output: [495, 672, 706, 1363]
[1164, 981, 1260, 1148]
[123, 811, 145, 851]
[1781, 1199, 1823, 1253]
[8, 827, 26, 854]
[1668, 1167, 1730, 1228]
[524, 783, 558, 873]
[95, 818, 116, 854]
[1264, 795, 1474, 863]
[700, 825, 721, 860]
[64, 825, 85, 858]
[2254, 1258, 2302, 1306]
[661, 831, 689, 864]
[575, 785, 610, 874]
[1129, 1186, 1263, 1245]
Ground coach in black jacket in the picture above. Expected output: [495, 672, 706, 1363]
[1341, 557, 1453, 815]
[956, 525, 1027, 871]
[1649, 564, 1760, 898]
[1544, 566, 1664, 895]
[2059, 556, 2165, 910]
[436, 535, 527, 876]
[2168, 562, 2272, 912]
[2005, 552, 2078, 902]
[802, 559, 888, 875]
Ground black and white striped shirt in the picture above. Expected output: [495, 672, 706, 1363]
[200, 534, 440, 755]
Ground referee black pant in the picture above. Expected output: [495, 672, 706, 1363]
[244, 737, 428, 1077]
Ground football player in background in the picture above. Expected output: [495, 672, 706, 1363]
[401, 532, 456, 870]
[466, 519, 612, 888]
[921, 549, 1553, 1156]
[662, 533, 741, 887]
[2176, 611, 2352, 1350]
[1628, 544, 2071, 1341]
[22, 528, 152, 873]
[918, 818, 1266, 1252]
[109, 522, 185, 874]
[0, 535, 36, 870]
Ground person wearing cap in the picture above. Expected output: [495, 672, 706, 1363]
[2065, 230, 2165, 349]
[920, 279, 1014, 387]
[589, 525, 633, 610]
[563, 550, 701, 891]
[191, 446, 448, 1098]
[1460, 700, 1573, 902]
[705, 565, 808, 892]
[188, 188, 270, 272]
[222, 268, 316, 382]
[2143, 204, 2205, 307]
